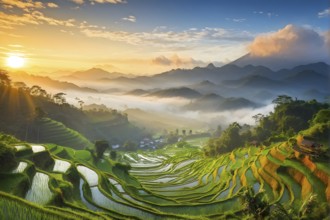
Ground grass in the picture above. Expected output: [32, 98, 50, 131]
[0, 191, 77, 220]
[37, 118, 93, 150]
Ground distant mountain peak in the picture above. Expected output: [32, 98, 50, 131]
[66, 67, 127, 80]
[206, 63, 216, 69]
[82, 67, 108, 73]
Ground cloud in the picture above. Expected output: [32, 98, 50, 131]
[60, 29, 74, 35]
[233, 18, 246, 22]
[226, 18, 246, 22]
[249, 24, 327, 61]
[253, 11, 278, 18]
[0, 11, 38, 29]
[0, 0, 44, 11]
[47, 2, 58, 8]
[318, 8, 330, 18]
[80, 24, 253, 49]
[0, 11, 75, 29]
[31, 11, 75, 26]
[122, 15, 136, 22]
[151, 54, 207, 67]
[1, 0, 61, 11]
[324, 31, 330, 45]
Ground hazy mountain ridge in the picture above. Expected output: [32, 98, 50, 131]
[62, 67, 131, 80]
[184, 94, 257, 112]
[147, 87, 202, 99]
[36, 61, 329, 98]
[6, 61, 329, 125]
[9, 71, 98, 93]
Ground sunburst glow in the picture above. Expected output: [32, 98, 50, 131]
[6, 55, 25, 68]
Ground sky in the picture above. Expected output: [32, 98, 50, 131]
[0, 0, 329, 75]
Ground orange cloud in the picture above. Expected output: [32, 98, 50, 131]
[0, 0, 44, 10]
[151, 54, 206, 67]
[0, 11, 75, 29]
[249, 25, 325, 58]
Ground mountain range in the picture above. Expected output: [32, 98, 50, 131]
[8, 60, 329, 114]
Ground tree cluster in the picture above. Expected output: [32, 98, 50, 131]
[204, 95, 329, 157]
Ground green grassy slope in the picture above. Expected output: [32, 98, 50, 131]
[36, 118, 93, 150]
[0, 134, 329, 219]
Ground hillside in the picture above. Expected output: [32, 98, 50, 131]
[0, 93, 329, 219]
[222, 75, 282, 89]
[33, 118, 93, 149]
[0, 131, 329, 219]
[0, 84, 147, 147]
[284, 70, 329, 91]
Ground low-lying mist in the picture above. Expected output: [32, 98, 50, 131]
[63, 89, 275, 131]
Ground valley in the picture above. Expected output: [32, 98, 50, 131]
[0, 1, 329, 219]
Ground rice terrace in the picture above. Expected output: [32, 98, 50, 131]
[0, 0, 329, 219]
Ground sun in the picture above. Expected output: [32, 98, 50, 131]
[6, 55, 25, 68]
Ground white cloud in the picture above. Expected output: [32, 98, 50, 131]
[122, 15, 136, 23]
[226, 18, 246, 22]
[267, 12, 278, 18]
[79, 24, 253, 49]
[318, 8, 330, 18]
[47, 2, 58, 8]
[253, 11, 278, 18]
[233, 18, 246, 22]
